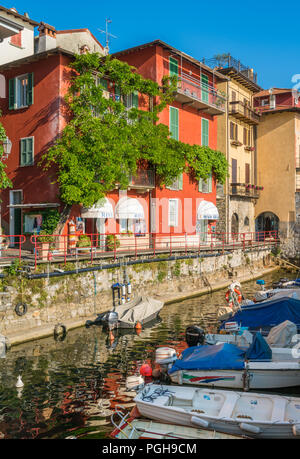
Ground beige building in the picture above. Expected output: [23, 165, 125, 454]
[253, 89, 300, 256]
[205, 55, 262, 237]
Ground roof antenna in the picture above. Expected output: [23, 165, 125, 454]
[98, 18, 117, 55]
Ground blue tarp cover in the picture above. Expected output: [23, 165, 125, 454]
[245, 332, 272, 361]
[169, 343, 245, 374]
[221, 296, 300, 331]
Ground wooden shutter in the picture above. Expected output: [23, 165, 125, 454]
[232, 91, 236, 101]
[234, 123, 238, 141]
[245, 163, 250, 184]
[132, 90, 139, 108]
[232, 159, 237, 183]
[201, 74, 209, 103]
[169, 199, 178, 227]
[230, 122, 234, 140]
[27, 73, 34, 106]
[20, 137, 34, 166]
[9, 78, 16, 110]
[202, 118, 209, 146]
[115, 85, 121, 101]
[169, 57, 178, 77]
[243, 128, 247, 145]
[170, 107, 179, 140]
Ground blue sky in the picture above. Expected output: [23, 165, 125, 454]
[4, 0, 299, 89]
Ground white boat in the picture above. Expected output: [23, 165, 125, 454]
[165, 331, 300, 390]
[134, 383, 300, 439]
[112, 418, 245, 439]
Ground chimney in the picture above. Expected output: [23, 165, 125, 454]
[37, 22, 57, 53]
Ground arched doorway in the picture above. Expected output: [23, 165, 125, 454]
[255, 212, 279, 239]
[231, 213, 239, 239]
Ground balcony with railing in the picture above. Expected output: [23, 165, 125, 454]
[230, 183, 263, 199]
[128, 169, 155, 190]
[229, 101, 261, 125]
[174, 73, 226, 115]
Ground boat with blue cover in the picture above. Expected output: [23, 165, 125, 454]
[167, 333, 300, 390]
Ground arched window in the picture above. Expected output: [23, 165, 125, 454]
[244, 216, 249, 226]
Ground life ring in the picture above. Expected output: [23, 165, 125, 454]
[54, 324, 67, 342]
[225, 289, 242, 308]
[15, 303, 28, 317]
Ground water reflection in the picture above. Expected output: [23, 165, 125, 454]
[0, 269, 297, 439]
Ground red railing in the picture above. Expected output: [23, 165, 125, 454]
[0, 231, 279, 269]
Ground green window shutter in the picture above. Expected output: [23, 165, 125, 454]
[201, 74, 209, 103]
[132, 90, 139, 108]
[27, 73, 34, 106]
[9, 78, 16, 110]
[99, 78, 108, 90]
[208, 172, 212, 193]
[199, 172, 212, 193]
[170, 106, 179, 140]
[199, 178, 203, 193]
[202, 118, 209, 146]
[169, 57, 178, 77]
[115, 85, 121, 101]
[20, 137, 34, 166]
[179, 173, 183, 190]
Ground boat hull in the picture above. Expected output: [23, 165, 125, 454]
[135, 385, 300, 439]
[170, 368, 300, 390]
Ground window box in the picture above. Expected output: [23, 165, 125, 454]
[231, 140, 242, 147]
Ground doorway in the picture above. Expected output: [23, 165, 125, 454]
[9, 190, 22, 247]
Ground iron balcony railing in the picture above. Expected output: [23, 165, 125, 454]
[229, 101, 261, 125]
[230, 183, 263, 199]
[129, 169, 155, 189]
[202, 55, 258, 84]
[174, 73, 227, 115]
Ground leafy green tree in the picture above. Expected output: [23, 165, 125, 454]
[0, 112, 12, 191]
[43, 54, 228, 208]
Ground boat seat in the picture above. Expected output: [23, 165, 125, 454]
[191, 390, 226, 417]
[232, 396, 273, 422]
[285, 400, 300, 423]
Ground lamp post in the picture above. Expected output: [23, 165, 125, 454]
[2, 136, 12, 160]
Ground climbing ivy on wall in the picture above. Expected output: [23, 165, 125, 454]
[0, 112, 12, 192]
[43, 53, 228, 208]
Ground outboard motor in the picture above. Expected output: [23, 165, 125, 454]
[186, 326, 205, 347]
[103, 311, 119, 330]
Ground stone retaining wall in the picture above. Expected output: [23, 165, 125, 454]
[0, 248, 273, 340]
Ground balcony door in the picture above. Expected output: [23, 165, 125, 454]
[231, 159, 237, 194]
[9, 190, 22, 246]
[201, 74, 209, 103]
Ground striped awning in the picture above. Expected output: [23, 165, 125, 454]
[197, 201, 219, 220]
[115, 197, 145, 220]
[82, 198, 114, 219]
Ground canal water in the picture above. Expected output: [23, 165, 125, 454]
[0, 269, 299, 439]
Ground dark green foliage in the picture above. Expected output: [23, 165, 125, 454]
[43, 53, 229, 207]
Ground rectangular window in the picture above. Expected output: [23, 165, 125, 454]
[169, 199, 178, 227]
[9, 73, 34, 110]
[20, 137, 34, 166]
[10, 31, 22, 48]
[199, 172, 212, 193]
[170, 106, 179, 140]
[201, 74, 209, 103]
[167, 174, 183, 191]
[231, 91, 236, 101]
[201, 118, 209, 146]
[245, 163, 250, 184]
[124, 91, 139, 109]
[243, 128, 251, 146]
[169, 57, 178, 78]
[230, 122, 238, 141]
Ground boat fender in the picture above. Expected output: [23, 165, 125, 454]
[54, 324, 67, 342]
[292, 424, 300, 436]
[15, 303, 28, 317]
[191, 416, 210, 429]
[239, 423, 261, 435]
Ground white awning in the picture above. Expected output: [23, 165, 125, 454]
[197, 201, 219, 220]
[82, 198, 114, 219]
[115, 197, 145, 220]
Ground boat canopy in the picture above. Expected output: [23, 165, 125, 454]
[221, 296, 300, 331]
[169, 335, 272, 374]
[169, 343, 246, 373]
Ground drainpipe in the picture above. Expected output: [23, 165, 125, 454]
[226, 79, 230, 236]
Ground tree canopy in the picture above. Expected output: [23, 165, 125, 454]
[43, 53, 228, 208]
[0, 113, 12, 192]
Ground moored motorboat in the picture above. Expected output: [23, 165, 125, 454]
[166, 333, 300, 390]
[134, 383, 300, 439]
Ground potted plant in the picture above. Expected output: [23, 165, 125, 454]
[106, 234, 120, 252]
[76, 235, 91, 253]
[39, 231, 55, 260]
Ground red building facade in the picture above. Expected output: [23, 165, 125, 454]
[0, 38, 227, 253]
